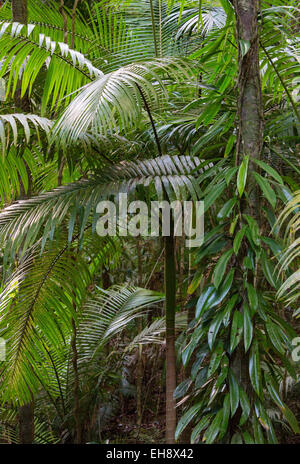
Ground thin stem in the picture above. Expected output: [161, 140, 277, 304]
[164, 219, 177, 444]
[136, 83, 163, 157]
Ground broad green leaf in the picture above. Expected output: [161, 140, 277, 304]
[213, 248, 233, 289]
[261, 251, 280, 289]
[224, 134, 236, 157]
[208, 309, 225, 349]
[233, 226, 246, 254]
[225, 166, 238, 185]
[223, 294, 239, 326]
[196, 285, 216, 319]
[187, 271, 202, 295]
[217, 198, 236, 219]
[281, 406, 300, 434]
[220, 394, 230, 437]
[243, 303, 253, 352]
[207, 341, 224, 377]
[229, 369, 240, 416]
[191, 415, 212, 444]
[265, 321, 286, 355]
[173, 379, 192, 400]
[237, 156, 249, 197]
[204, 181, 226, 212]
[249, 342, 262, 397]
[253, 159, 283, 185]
[230, 310, 243, 353]
[246, 283, 258, 311]
[243, 431, 255, 444]
[203, 409, 223, 444]
[175, 402, 203, 440]
[195, 366, 209, 389]
[243, 214, 260, 246]
[253, 172, 276, 208]
[215, 356, 229, 389]
[253, 417, 265, 444]
[239, 388, 251, 426]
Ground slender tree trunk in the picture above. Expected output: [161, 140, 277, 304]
[12, 0, 27, 23]
[136, 239, 143, 427]
[230, 0, 264, 434]
[234, 0, 264, 171]
[19, 402, 34, 444]
[164, 229, 177, 443]
[71, 314, 82, 444]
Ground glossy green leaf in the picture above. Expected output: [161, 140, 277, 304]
[249, 342, 262, 397]
[253, 172, 276, 208]
[229, 369, 240, 416]
[233, 226, 246, 254]
[237, 156, 249, 197]
[175, 402, 203, 440]
[253, 159, 284, 185]
[243, 303, 253, 352]
[213, 248, 233, 289]
[230, 310, 243, 353]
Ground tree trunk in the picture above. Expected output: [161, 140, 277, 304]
[19, 402, 34, 444]
[12, 0, 27, 23]
[71, 315, 82, 444]
[234, 0, 264, 170]
[136, 239, 143, 427]
[230, 0, 264, 434]
[164, 231, 177, 443]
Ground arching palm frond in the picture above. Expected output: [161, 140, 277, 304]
[0, 113, 52, 151]
[0, 0, 98, 57]
[53, 58, 194, 144]
[0, 241, 89, 404]
[0, 154, 203, 257]
[166, 6, 227, 40]
[89, 0, 202, 71]
[126, 311, 187, 349]
[0, 19, 102, 114]
[0, 145, 44, 205]
[0, 227, 121, 405]
[78, 286, 164, 359]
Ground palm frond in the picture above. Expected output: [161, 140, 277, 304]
[277, 190, 300, 304]
[0, 154, 203, 256]
[0, 228, 119, 405]
[0, 19, 102, 113]
[0, 113, 52, 151]
[53, 57, 194, 143]
[126, 311, 187, 349]
[78, 285, 164, 359]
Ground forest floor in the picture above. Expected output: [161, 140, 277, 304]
[103, 396, 165, 444]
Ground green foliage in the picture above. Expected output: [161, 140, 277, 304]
[0, 0, 299, 444]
